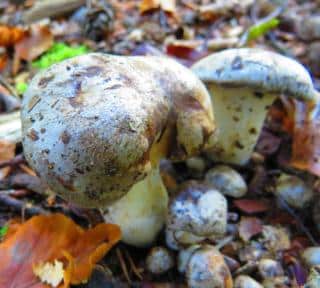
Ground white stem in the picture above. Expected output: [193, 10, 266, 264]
[206, 84, 277, 164]
[0, 111, 21, 143]
[103, 166, 168, 247]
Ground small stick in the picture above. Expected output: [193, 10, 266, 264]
[0, 193, 46, 216]
[23, 0, 86, 23]
[116, 248, 131, 284]
[0, 111, 22, 143]
[124, 249, 143, 280]
[0, 154, 24, 169]
[278, 196, 318, 246]
[215, 235, 235, 251]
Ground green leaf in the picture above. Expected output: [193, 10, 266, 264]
[0, 225, 8, 238]
[15, 82, 28, 94]
[247, 18, 280, 42]
[32, 42, 89, 69]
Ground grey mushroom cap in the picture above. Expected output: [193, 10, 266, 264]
[192, 48, 315, 101]
[21, 53, 214, 208]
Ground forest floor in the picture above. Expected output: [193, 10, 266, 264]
[1, 0, 320, 287]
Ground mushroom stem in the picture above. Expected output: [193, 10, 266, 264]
[0, 111, 21, 143]
[103, 166, 168, 247]
[207, 85, 277, 164]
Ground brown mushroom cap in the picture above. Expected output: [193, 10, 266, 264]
[21, 53, 214, 208]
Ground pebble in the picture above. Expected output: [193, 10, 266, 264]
[302, 247, 320, 267]
[178, 244, 201, 273]
[234, 275, 263, 288]
[258, 258, 284, 279]
[186, 245, 233, 288]
[186, 156, 206, 178]
[205, 165, 247, 198]
[146, 246, 175, 275]
[274, 173, 313, 209]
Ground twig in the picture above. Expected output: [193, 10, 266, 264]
[266, 32, 293, 57]
[0, 173, 47, 195]
[0, 75, 18, 99]
[116, 248, 131, 284]
[277, 196, 318, 246]
[0, 110, 22, 143]
[124, 249, 143, 280]
[23, 0, 86, 23]
[0, 154, 24, 169]
[215, 235, 235, 251]
[0, 192, 46, 216]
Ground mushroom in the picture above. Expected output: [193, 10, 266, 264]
[192, 48, 316, 164]
[21, 53, 215, 247]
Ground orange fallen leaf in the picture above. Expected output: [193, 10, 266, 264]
[0, 54, 8, 71]
[0, 213, 121, 288]
[15, 24, 53, 62]
[275, 97, 320, 176]
[0, 139, 16, 180]
[0, 25, 26, 47]
[289, 100, 320, 176]
[140, 0, 176, 14]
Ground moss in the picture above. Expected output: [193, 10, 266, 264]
[32, 42, 89, 69]
[15, 82, 28, 94]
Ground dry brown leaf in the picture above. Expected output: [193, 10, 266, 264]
[238, 217, 263, 242]
[274, 98, 320, 176]
[0, 54, 8, 71]
[290, 100, 320, 176]
[0, 25, 26, 47]
[0, 139, 16, 180]
[14, 24, 53, 62]
[140, 0, 176, 14]
[0, 213, 121, 288]
[233, 199, 270, 214]
[261, 225, 290, 253]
